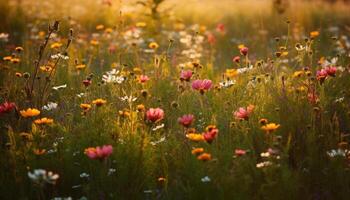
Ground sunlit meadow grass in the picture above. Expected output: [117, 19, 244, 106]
[1, 0, 350, 199]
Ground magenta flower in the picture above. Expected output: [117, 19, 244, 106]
[192, 79, 212, 94]
[178, 114, 195, 127]
[180, 70, 193, 81]
[233, 105, 255, 120]
[146, 108, 164, 123]
[85, 145, 113, 161]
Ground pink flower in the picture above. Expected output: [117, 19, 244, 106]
[308, 92, 319, 104]
[232, 56, 240, 63]
[180, 70, 193, 81]
[239, 47, 249, 56]
[233, 105, 255, 120]
[325, 66, 337, 77]
[0, 101, 16, 115]
[178, 114, 194, 127]
[203, 127, 219, 144]
[234, 149, 247, 157]
[139, 75, 150, 83]
[192, 79, 212, 94]
[207, 32, 216, 45]
[85, 145, 113, 161]
[108, 44, 116, 54]
[146, 108, 164, 123]
[316, 69, 328, 83]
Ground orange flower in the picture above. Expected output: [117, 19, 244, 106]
[20, 108, 40, 117]
[34, 117, 54, 125]
[50, 42, 63, 49]
[76, 64, 86, 70]
[149, 42, 159, 49]
[191, 148, 204, 155]
[80, 103, 92, 110]
[92, 99, 107, 106]
[33, 149, 46, 155]
[197, 153, 212, 161]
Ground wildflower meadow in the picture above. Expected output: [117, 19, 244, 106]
[1, 0, 350, 199]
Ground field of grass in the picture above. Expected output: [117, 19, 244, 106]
[1, 0, 350, 199]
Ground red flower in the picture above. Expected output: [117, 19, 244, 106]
[325, 66, 337, 77]
[146, 108, 164, 123]
[178, 114, 194, 127]
[83, 79, 92, 87]
[0, 101, 16, 115]
[216, 23, 225, 34]
[203, 127, 219, 144]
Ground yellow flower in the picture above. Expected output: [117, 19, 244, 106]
[191, 148, 204, 155]
[238, 44, 246, 49]
[186, 133, 204, 142]
[133, 67, 142, 74]
[205, 125, 217, 132]
[92, 99, 107, 106]
[80, 103, 91, 110]
[149, 42, 159, 49]
[20, 108, 40, 118]
[76, 64, 86, 70]
[281, 51, 288, 56]
[261, 123, 280, 133]
[197, 153, 212, 161]
[293, 71, 304, 78]
[310, 31, 319, 38]
[40, 65, 53, 72]
[226, 69, 238, 78]
[136, 22, 147, 27]
[34, 117, 54, 125]
[50, 42, 63, 49]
